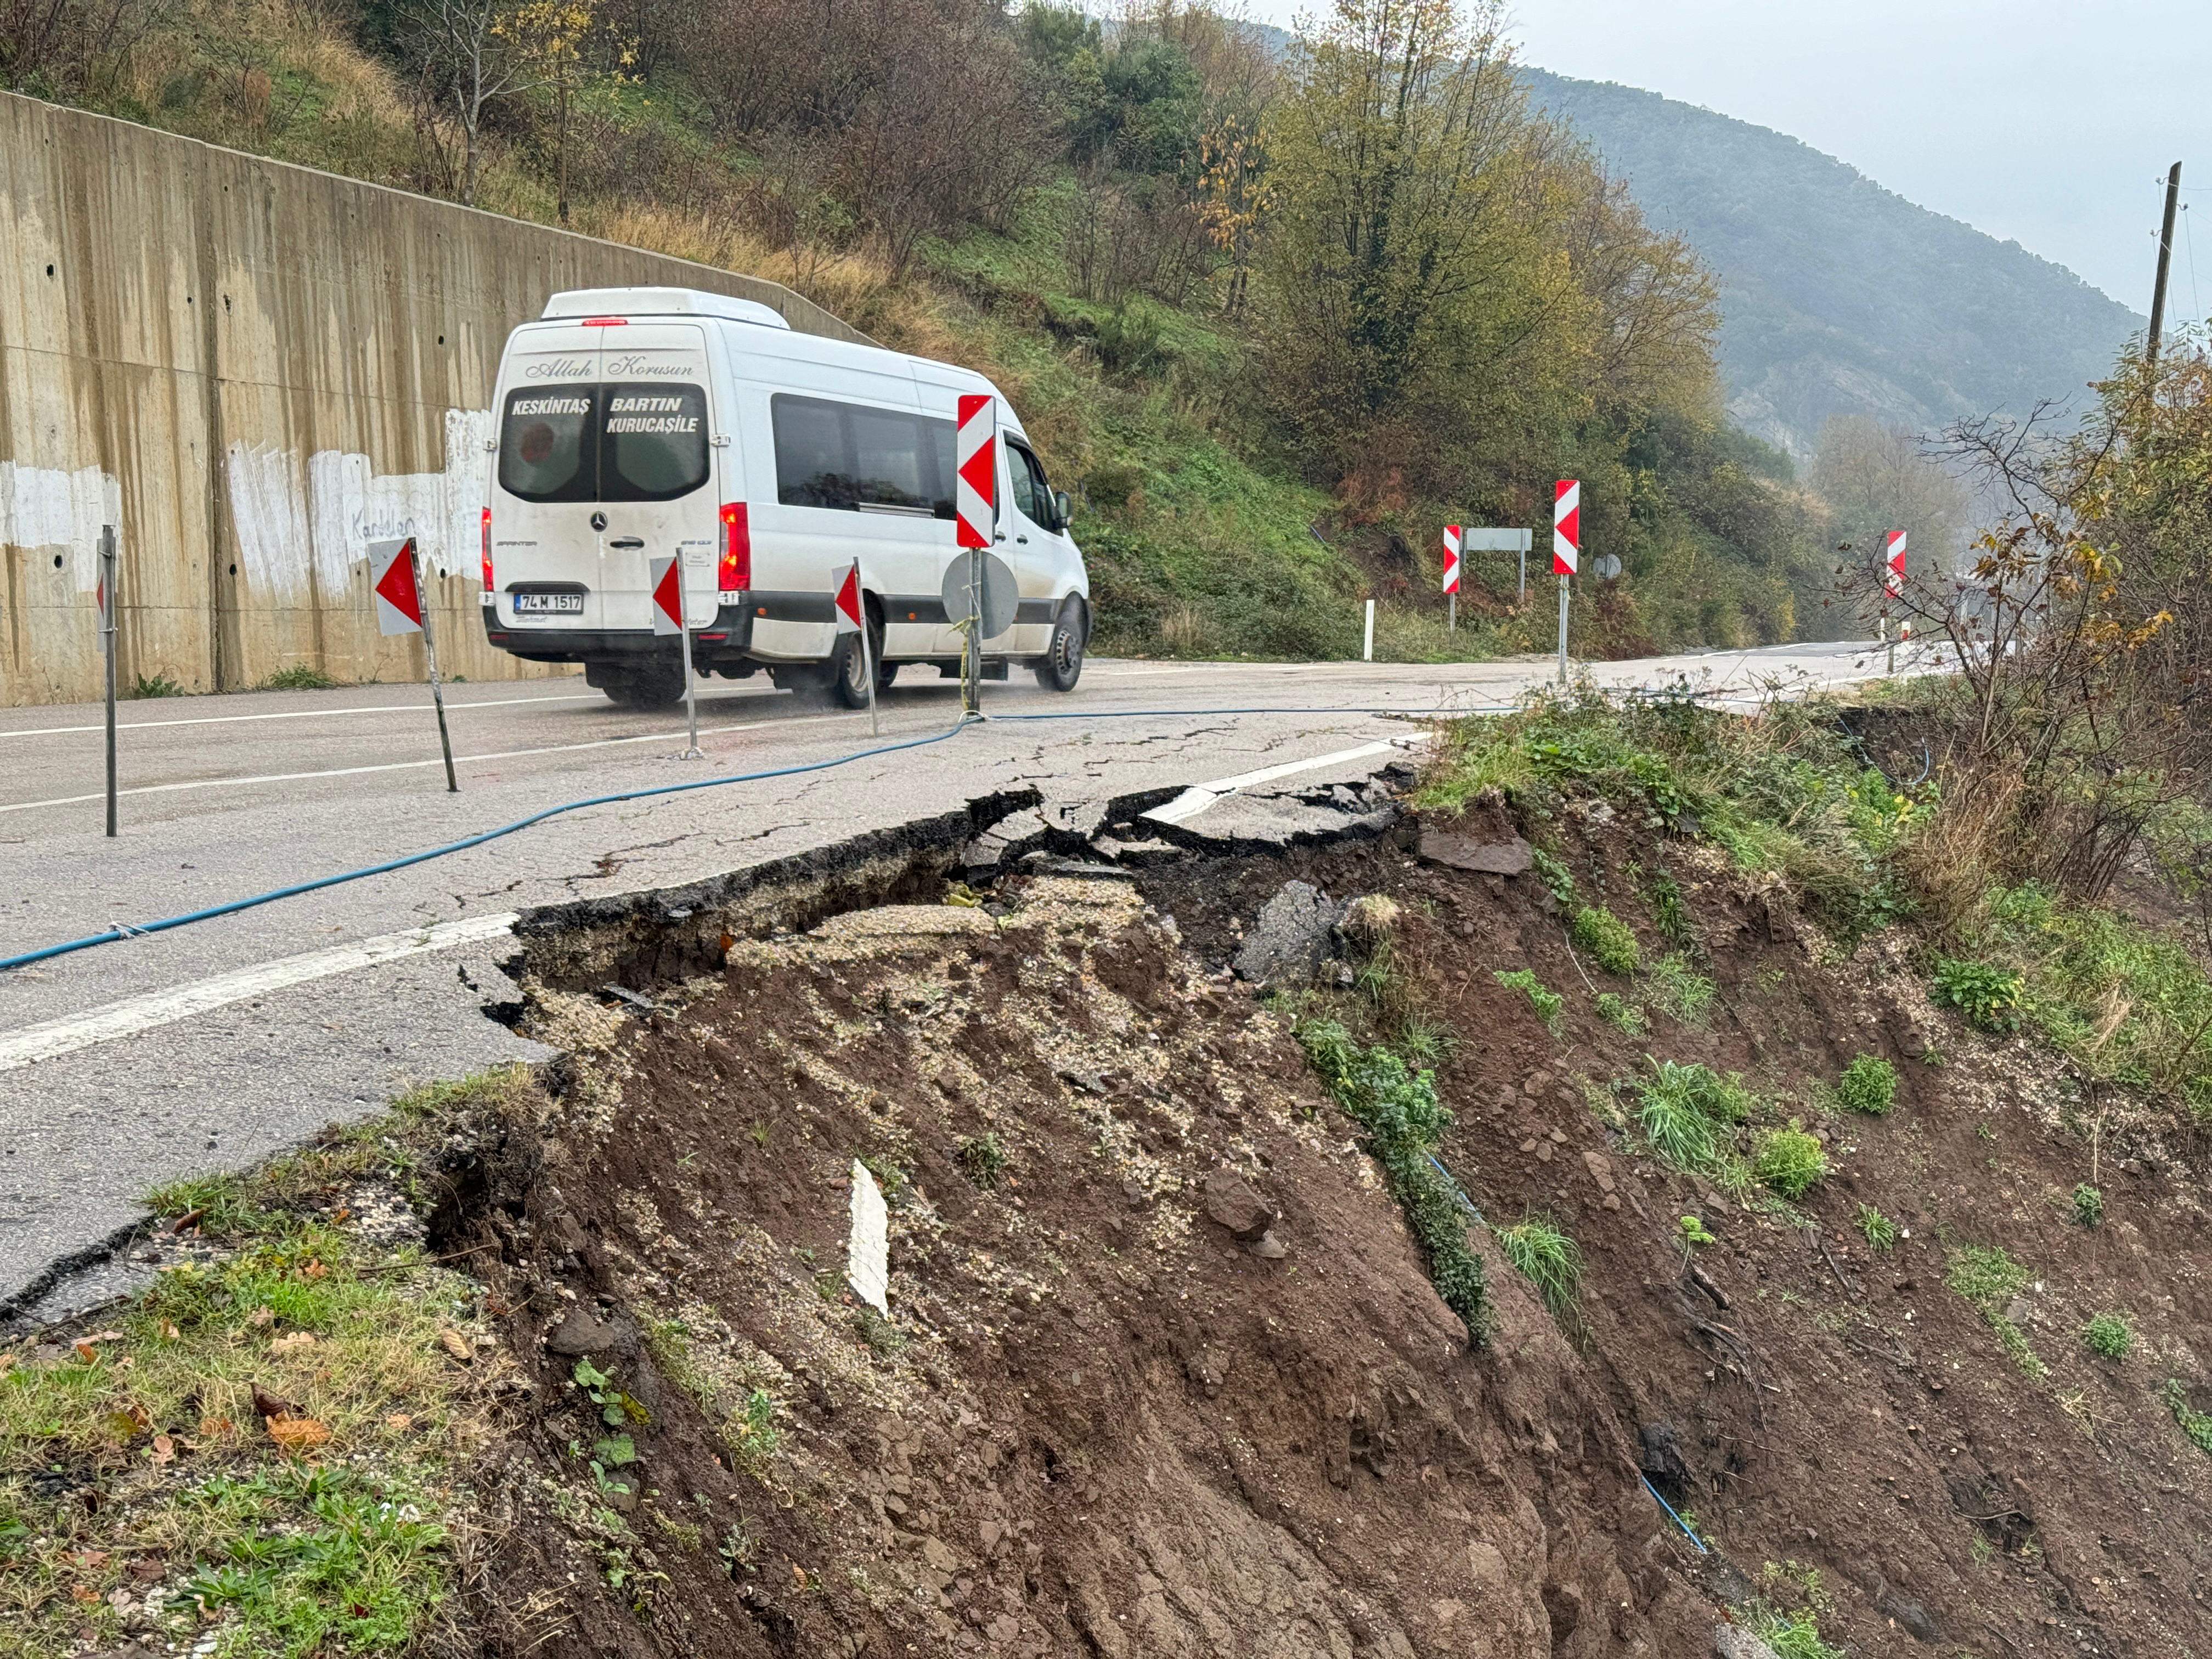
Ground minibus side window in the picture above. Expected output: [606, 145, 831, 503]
[599, 383, 710, 502]
[774, 394, 961, 518]
[499, 390, 597, 503]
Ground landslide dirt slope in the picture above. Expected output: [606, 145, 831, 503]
[452, 871, 1720, 1657]
[437, 783, 2212, 1657]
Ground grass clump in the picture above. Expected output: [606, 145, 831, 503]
[1945, 1244, 2047, 1379]
[1931, 956, 2024, 1032]
[1752, 1122, 1827, 1198]
[1298, 1019, 1491, 1341]
[2072, 1182, 2104, 1227]
[1644, 871, 1696, 951]
[1834, 1053, 1898, 1115]
[260, 664, 341, 691]
[1632, 1059, 1754, 1180]
[1855, 1202, 1898, 1251]
[2162, 1380, 2212, 1454]
[1494, 968, 1565, 1035]
[1570, 906, 1641, 974]
[1594, 992, 1649, 1036]
[1650, 952, 1716, 1024]
[956, 1132, 1008, 1189]
[1495, 1216, 1583, 1328]
[131, 671, 184, 698]
[1749, 1606, 1844, 1659]
[2083, 1312, 2133, 1360]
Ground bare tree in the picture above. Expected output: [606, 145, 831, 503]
[402, 0, 543, 206]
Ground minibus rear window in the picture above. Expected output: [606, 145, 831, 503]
[773, 393, 957, 518]
[499, 391, 596, 503]
[600, 383, 710, 502]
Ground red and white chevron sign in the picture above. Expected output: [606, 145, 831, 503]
[956, 394, 997, 551]
[1884, 529, 1906, 596]
[1442, 524, 1462, 595]
[1553, 480, 1580, 575]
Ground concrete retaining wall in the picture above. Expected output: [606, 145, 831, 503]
[0, 91, 869, 707]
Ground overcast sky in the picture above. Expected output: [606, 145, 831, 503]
[1243, 0, 2203, 310]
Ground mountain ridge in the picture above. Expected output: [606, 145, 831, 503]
[1517, 65, 2145, 462]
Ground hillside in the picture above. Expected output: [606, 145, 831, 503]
[1521, 68, 2144, 463]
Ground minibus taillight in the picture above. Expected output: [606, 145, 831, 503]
[480, 507, 494, 593]
[718, 503, 751, 592]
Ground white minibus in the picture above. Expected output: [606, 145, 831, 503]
[478, 286, 1091, 707]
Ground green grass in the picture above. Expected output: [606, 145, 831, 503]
[2083, 1312, 2133, 1360]
[1855, 1202, 1898, 1251]
[1650, 953, 1716, 1024]
[1748, 1606, 1844, 1659]
[1834, 1053, 1898, 1115]
[131, 672, 184, 698]
[1752, 1123, 1827, 1198]
[0, 1066, 548, 1656]
[1495, 1216, 1583, 1328]
[1945, 1244, 2047, 1379]
[1644, 871, 1696, 951]
[1494, 969, 1565, 1035]
[1298, 1020, 1490, 1341]
[1570, 905, 1641, 974]
[1632, 1058, 1753, 1175]
[259, 665, 342, 691]
[2162, 1380, 2212, 1454]
[1594, 992, 1649, 1036]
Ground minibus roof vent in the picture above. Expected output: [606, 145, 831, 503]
[541, 288, 793, 330]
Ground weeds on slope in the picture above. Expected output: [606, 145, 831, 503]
[1297, 1020, 1491, 1342]
[0, 1069, 538, 1657]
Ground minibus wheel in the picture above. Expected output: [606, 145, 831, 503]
[1034, 600, 1086, 692]
[598, 662, 686, 709]
[833, 611, 889, 709]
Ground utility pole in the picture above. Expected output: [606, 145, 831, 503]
[2149, 162, 2182, 362]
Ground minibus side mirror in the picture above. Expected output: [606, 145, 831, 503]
[1053, 490, 1072, 532]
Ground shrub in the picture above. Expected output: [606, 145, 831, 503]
[1571, 906, 1641, 974]
[2072, 1182, 2103, 1227]
[2083, 1312, 2132, 1360]
[1753, 1122, 1827, 1198]
[1932, 956, 2024, 1032]
[1529, 847, 1576, 905]
[1298, 1020, 1491, 1340]
[1651, 953, 1716, 1023]
[1594, 992, 1648, 1036]
[1495, 969, 1564, 1034]
[1855, 1201, 1897, 1251]
[1496, 1216, 1582, 1326]
[1835, 1053, 1897, 1115]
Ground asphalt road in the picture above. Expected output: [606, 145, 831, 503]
[0, 637, 1912, 1322]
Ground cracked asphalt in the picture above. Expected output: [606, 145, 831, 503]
[0, 641, 1910, 1320]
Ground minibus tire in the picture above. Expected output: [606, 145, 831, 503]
[832, 613, 888, 709]
[600, 663, 687, 709]
[1034, 600, 1086, 692]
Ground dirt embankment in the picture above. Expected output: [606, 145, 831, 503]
[429, 792, 2212, 1657]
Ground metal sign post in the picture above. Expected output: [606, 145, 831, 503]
[1883, 530, 1906, 675]
[1553, 480, 1581, 687]
[1463, 528, 1532, 617]
[1442, 524, 1461, 635]
[648, 553, 702, 758]
[373, 536, 458, 791]
[98, 525, 117, 837]
[833, 560, 878, 737]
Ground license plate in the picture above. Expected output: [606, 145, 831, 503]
[513, 591, 584, 615]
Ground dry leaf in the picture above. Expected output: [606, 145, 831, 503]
[266, 1416, 330, 1455]
[789, 1561, 806, 1589]
[250, 1384, 303, 1421]
[200, 1415, 233, 1438]
[157, 1321, 180, 1341]
[73, 1341, 96, 1363]
[0, 1353, 14, 1377]
[246, 1307, 275, 1329]
[108, 1587, 136, 1613]
[268, 1332, 317, 1355]
[86, 1329, 123, 1342]
[331, 1207, 352, 1223]
[150, 1434, 176, 1465]
[385, 1413, 414, 1431]
[437, 1329, 472, 1364]
[73, 1549, 110, 1568]
[300, 1259, 328, 1280]
[70, 1584, 100, 1605]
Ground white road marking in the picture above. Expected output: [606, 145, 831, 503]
[0, 712, 864, 815]
[0, 911, 521, 1071]
[1144, 738, 1410, 826]
[0, 690, 605, 738]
